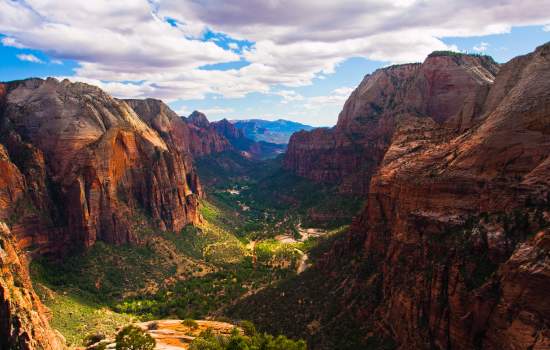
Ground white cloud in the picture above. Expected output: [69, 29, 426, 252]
[200, 107, 234, 116]
[16, 53, 44, 63]
[473, 41, 489, 52]
[274, 90, 304, 104]
[1, 36, 25, 48]
[1, 0, 550, 103]
[544, 24, 550, 32]
[304, 87, 354, 110]
[0, 0, 238, 95]
[228, 42, 239, 50]
[174, 106, 191, 116]
[50, 59, 63, 65]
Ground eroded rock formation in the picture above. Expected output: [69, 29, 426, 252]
[233, 45, 550, 349]
[284, 52, 499, 193]
[211, 119, 286, 159]
[0, 222, 65, 349]
[0, 78, 202, 253]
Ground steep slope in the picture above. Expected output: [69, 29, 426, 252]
[231, 119, 314, 144]
[1, 222, 65, 349]
[0, 78, 202, 253]
[284, 53, 499, 193]
[180, 110, 285, 160]
[0, 140, 65, 348]
[351, 43, 550, 349]
[125, 100, 231, 158]
[232, 45, 550, 349]
[211, 119, 286, 159]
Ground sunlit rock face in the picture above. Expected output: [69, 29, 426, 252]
[0, 222, 66, 349]
[241, 45, 549, 349]
[353, 43, 550, 350]
[284, 52, 499, 194]
[0, 78, 202, 253]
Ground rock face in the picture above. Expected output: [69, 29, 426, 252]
[284, 52, 499, 193]
[184, 111, 233, 157]
[354, 44, 550, 350]
[211, 119, 286, 159]
[125, 101, 232, 159]
[234, 45, 550, 349]
[0, 222, 65, 349]
[231, 119, 314, 144]
[175, 109, 284, 160]
[0, 79, 202, 253]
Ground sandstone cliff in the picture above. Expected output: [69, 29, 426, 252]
[0, 222, 65, 349]
[124, 100, 231, 160]
[284, 52, 499, 193]
[178, 109, 284, 160]
[232, 44, 550, 349]
[0, 78, 202, 253]
[353, 43, 550, 350]
[211, 119, 286, 159]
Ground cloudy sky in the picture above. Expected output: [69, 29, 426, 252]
[1, 1, 549, 126]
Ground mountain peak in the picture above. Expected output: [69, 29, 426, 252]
[187, 110, 210, 127]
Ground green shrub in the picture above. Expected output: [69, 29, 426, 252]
[189, 327, 306, 350]
[238, 320, 256, 336]
[84, 332, 106, 346]
[115, 325, 155, 350]
[182, 318, 199, 329]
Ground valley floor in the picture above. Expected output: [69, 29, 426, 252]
[31, 154, 362, 348]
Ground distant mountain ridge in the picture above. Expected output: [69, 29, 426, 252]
[230, 119, 314, 144]
[183, 112, 286, 160]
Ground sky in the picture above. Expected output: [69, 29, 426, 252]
[0, 1, 549, 127]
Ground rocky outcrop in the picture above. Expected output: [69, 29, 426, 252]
[182, 111, 233, 157]
[0, 222, 65, 349]
[284, 53, 499, 193]
[164, 108, 284, 160]
[124, 100, 231, 159]
[0, 78, 202, 253]
[231, 119, 314, 144]
[187, 110, 211, 129]
[353, 43, 550, 350]
[212, 118, 245, 140]
[211, 119, 286, 159]
[234, 44, 550, 349]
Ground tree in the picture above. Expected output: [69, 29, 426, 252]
[115, 325, 156, 350]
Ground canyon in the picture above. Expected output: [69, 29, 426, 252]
[0, 43, 549, 350]
[233, 44, 550, 349]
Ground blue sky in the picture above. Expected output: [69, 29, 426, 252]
[1, 1, 549, 126]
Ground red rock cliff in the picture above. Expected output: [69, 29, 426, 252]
[234, 45, 550, 350]
[339, 44, 550, 349]
[0, 78, 202, 252]
[0, 222, 65, 349]
[284, 53, 499, 193]
[125, 100, 232, 158]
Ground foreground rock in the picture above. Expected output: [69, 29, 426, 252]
[89, 320, 238, 350]
[0, 222, 65, 349]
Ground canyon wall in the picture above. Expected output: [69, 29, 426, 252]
[351, 43, 550, 349]
[0, 79, 202, 254]
[234, 44, 550, 349]
[284, 52, 499, 193]
[0, 80, 211, 348]
[125, 100, 232, 159]
[0, 222, 65, 349]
